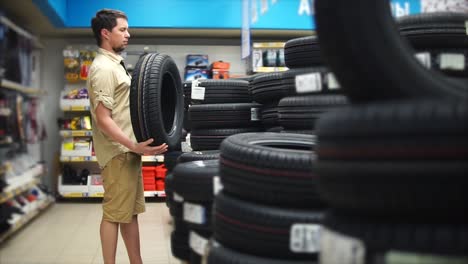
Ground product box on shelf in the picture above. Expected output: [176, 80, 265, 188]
[61, 138, 93, 157]
[184, 68, 210, 81]
[186, 54, 209, 68]
[212, 69, 230, 79]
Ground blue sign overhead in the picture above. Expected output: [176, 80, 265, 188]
[33, 0, 422, 30]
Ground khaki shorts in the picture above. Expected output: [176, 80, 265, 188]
[101, 152, 145, 223]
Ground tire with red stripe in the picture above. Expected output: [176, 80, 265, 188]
[213, 192, 324, 259]
[220, 132, 324, 207]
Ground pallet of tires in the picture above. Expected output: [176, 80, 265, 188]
[166, 151, 220, 263]
[188, 79, 262, 150]
[206, 132, 326, 263]
[314, 1, 468, 262]
[251, 36, 346, 134]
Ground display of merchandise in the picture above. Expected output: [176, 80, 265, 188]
[63, 47, 96, 82]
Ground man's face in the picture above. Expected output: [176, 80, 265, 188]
[109, 18, 130, 53]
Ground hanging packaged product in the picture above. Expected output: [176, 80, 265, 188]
[63, 47, 80, 82]
[80, 50, 94, 80]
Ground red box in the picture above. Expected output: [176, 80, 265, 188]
[142, 166, 156, 177]
[155, 165, 167, 178]
[156, 180, 165, 191]
[144, 184, 156, 191]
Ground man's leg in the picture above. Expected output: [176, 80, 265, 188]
[120, 215, 143, 264]
[100, 219, 119, 264]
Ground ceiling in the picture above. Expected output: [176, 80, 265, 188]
[0, 1, 313, 41]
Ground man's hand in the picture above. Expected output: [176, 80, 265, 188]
[132, 138, 168, 155]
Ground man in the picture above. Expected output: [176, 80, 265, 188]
[89, 9, 167, 264]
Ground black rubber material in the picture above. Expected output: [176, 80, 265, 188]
[316, 101, 468, 161]
[190, 79, 252, 104]
[190, 127, 262, 151]
[164, 172, 173, 207]
[324, 211, 468, 256]
[214, 192, 324, 259]
[207, 244, 315, 264]
[171, 230, 190, 261]
[278, 95, 348, 130]
[220, 132, 323, 207]
[261, 104, 280, 127]
[130, 53, 184, 149]
[177, 150, 220, 163]
[189, 103, 262, 129]
[281, 130, 315, 135]
[172, 159, 219, 202]
[250, 68, 330, 103]
[314, 101, 468, 218]
[398, 12, 468, 49]
[314, 1, 468, 102]
[284, 36, 323, 68]
[164, 151, 183, 172]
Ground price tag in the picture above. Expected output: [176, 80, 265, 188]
[189, 231, 209, 256]
[213, 176, 223, 195]
[385, 251, 468, 264]
[415, 52, 431, 69]
[290, 224, 321, 253]
[465, 21, 468, 35]
[173, 192, 184, 203]
[321, 228, 365, 264]
[183, 202, 206, 224]
[251, 108, 260, 121]
[439, 53, 465, 70]
[326, 73, 341, 90]
[191, 86, 206, 100]
[295, 73, 322, 93]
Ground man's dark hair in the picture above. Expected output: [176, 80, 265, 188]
[91, 9, 127, 46]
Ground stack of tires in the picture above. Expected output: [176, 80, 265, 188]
[207, 132, 325, 263]
[165, 151, 220, 263]
[314, 1, 468, 263]
[188, 79, 262, 150]
[251, 36, 348, 134]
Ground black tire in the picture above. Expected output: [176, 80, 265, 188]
[261, 104, 280, 127]
[413, 49, 468, 78]
[171, 230, 190, 261]
[164, 151, 183, 172]
[314, 1, 468, 101]
[214, 192, 324, 260]
[130, 53, 184, 149]
[172, 159, 219, 202]
[207, 244, 315, 264]
[285, 36, 323, 68]
[164, 172, 173, 207]
[322, 211, 468, 257]
[189, 103, 262, 129]
[278, 95, 348, 130]
[281, 130, 315, 135]
[177, 150, 220, 163]
[250, 68, 329, 104]
[220, 132, 324, 207]
[398, 12, 468, 49]
[266, 126, 284, 133]
[190, 127, 262, 151]
[315, 101, 468, 218]
[190, 79, 252, 104]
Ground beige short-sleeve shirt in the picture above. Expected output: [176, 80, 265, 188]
[87, 48, 136, 168]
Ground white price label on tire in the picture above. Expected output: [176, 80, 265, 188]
[415, 52, 431, 69]
[189, 231, 209, 256]
[326, 73, 341, 90]
[183, 202, 205, 224]
[295, 73, 322, 93]
[191, 86, 206, 100]
[439, 53, 465, 70]
[213, 176, 223, 195]
[173, 192, 184, 203]
[290, 224, 321, 253]
[251, 108, 260, 121]
[466, 21, 468, 35]
[321, 228, 365, 264]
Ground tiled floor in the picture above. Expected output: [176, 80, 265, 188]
[0, 201, 181, 264]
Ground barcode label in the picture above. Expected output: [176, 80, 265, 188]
[290, 224, 321, 253]
[440, 53, 465, 70]
[321, 228, 365, 264]
[183, 202, 205, 224]
[296, 73, 322, 93]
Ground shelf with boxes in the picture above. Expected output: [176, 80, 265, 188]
[184, 54, 232, 81]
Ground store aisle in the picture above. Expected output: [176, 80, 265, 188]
[0, 202, 180, 264]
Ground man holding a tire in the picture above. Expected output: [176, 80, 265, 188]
[89, 9, 167, 264]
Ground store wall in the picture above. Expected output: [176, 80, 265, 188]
[40, 37, 246, 191]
